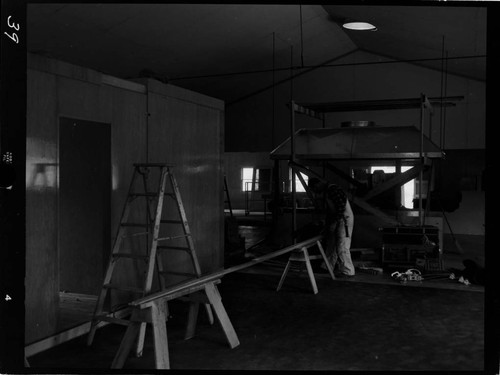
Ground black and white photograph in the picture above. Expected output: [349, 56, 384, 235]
[0, 1, 496, 373]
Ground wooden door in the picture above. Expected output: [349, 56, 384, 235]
[59, 117, 111, 295]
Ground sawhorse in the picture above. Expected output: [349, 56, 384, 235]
[276, 239, 335, 294]
[110, 235, 326, 369]
[111, 279, 238, 369]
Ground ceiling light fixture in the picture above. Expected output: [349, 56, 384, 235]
[342, 21, 377, 31]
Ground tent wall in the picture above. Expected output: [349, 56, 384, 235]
[225, 50, 485, 152]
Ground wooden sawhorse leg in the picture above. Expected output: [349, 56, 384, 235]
[112, 279, 239, 369]
[111, 300, 170, 369]
[204, 281, 240, 348]
[316, 240, 336, 279]
[184, 282, 240, 348]
[276, 258, 293, 292]
[276, 241, 335, 294]
[183, 293, 215, 340]
[277, 247, 318, 294]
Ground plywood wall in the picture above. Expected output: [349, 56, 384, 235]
[143, 79, 225, 283]
[25, 53, 224, 344]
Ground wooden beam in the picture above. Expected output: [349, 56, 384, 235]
[322, 162, 366, 189]
[25, 307, 133, 357]
[363, 164, 427, 201]
[131, 235, 323, 308]
[296, 96, 463, 113]
[291, 102, 323, 119]
[288, 162, 318, 202]
[288, 161, 323, 180]
[350, 198, 400, 226]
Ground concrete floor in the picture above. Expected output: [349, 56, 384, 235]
[232, 213, 485, 291]
[26, 212, 494, 371]
[28, 271, 486, 371]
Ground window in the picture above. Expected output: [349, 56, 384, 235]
[370, 166, 414, 209]
[241, 167, 272, 192]
[242, 167, 254, 191]
[289, 169, 309, 193]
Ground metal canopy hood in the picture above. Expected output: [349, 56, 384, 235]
[270, 126, 444, 160]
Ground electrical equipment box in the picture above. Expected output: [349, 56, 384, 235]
[380, 225, 441, 267]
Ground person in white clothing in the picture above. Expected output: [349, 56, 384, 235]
[308, 178, 355, 277]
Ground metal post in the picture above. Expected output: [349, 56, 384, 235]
[419, 94, 425, 227]
[289, 43, 297, 244]
[272, 159, 280, 229]
[290, 100, 297, 243]
[322, 113, 326, 178]
[395, 159, 402, 211]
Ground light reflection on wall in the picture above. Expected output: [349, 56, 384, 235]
[27, 139, 120, 190]
[27, 161, 121, 190]
[112, 163, 119, 190]
[26, 160, 58, 189]
[184, 164, 210, 174]
[27, 137, 58, 189]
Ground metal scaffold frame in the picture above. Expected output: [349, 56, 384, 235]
[270, 94, 463, 239]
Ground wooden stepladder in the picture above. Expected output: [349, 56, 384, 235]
[87, 163, 213, 355]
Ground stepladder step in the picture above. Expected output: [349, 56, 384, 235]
[129, 192, 158, 197]
[103, 284, 144, 293]
[112, 253, 150, 260]
[157, 234, 191, 241]
[160, 219, 183, 224]
[120, 223, 150, 228]
[94, 315, 132, 326]
[157, 245, 190, 252]
[160, 271, 198, 278]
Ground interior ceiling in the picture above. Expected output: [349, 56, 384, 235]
[27, 3, 487, 104]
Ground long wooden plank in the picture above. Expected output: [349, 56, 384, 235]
[131, 235, 323, 308]
[25, 307, 133, 357]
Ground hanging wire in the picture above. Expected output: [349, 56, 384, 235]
[429, 108, 433, 142]
[443, 51, 449, 150]
[300, 5, 304, 68]
[272, 32, 276, 149]
[169, 54, 484, 81]
[440, 36, 445, 149]
[290, 45, 294, 101]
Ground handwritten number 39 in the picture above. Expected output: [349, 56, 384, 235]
[4, 16, 20, 44]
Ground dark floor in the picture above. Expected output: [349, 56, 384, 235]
[27, 212, 494, 371]
[231, 211, 486, 292]
[28, 271, 485, 371]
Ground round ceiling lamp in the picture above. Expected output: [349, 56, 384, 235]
[342, 21, 377, 31]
